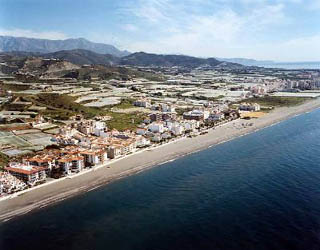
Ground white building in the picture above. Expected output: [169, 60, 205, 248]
[151, 133, 162, 142]
[208, 113, 225, 122]
[239, 103, 261, 112]
[161, 103, 175, 113]
[183, 120, 200, 131]
[149, 123, 165, 133]
[134, 99, 151, 108]
[171, 124, 184, 136]
[5, 163, 46, 186]
[136, 127, 147, 135]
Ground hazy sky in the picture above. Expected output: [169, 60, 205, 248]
[0, 0, 319, 61]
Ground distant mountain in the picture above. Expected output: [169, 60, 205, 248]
[120, 52, 224, 68]
[217, 57, 274, 66]
[0, 36, 130, 57]
[1, 50, 243, 72]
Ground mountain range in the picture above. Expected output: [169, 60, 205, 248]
[0, 36, 130, 57]
[1, 49, 242, 69]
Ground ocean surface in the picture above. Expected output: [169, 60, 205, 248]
[261, 62, 320, 69]
[2, 109, 320, 250]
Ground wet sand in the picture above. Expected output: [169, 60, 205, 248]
[0, 99, 319, 222]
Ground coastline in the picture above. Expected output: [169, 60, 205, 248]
[0, 98, 319, 222]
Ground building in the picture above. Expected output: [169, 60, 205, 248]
[183, 110, 205, 121]
[0, 171, 27, 194]
[171, 124, 184, 136]
[57, 155, 84, 175]
[134, 99, 151, 108]
[162, 112, 177, 121]
[5, 163, 46, 186]
[239, 103, 261, 112]
[150, 113, 162, 122]
[161, 103, 175, 113]
[148, 123, 165, 133]
[93, 121, 107, 137]
[151, 133, 162, 142]
[183, 120, 200, 131]
[135, 136, 151, 147]
[136, 127, 147, 135]
[24, 155, 55, 176]
[107, 146, 122, 159]
[207, 113, 225, 122]
[81, 149, 107, 167]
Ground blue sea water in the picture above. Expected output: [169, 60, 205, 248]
[2, 109, 320, 250]
[261, 62, 320, 70]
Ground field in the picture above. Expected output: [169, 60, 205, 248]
[23, 93, 108, 120]
[0, 134, 32, 148]
[105, 112, 145, 131]
[19, 93, 146, 131]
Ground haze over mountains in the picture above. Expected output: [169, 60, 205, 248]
[1, 49, 239, 69]
[2, 36, 318, 69]
[0, 36, 130, 57]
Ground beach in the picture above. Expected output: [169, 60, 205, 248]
[0, 98, 320, 222]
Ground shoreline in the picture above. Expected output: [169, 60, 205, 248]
[0, 99, 319, 223]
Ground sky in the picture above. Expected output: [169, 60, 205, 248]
[0, 0, 319, 62]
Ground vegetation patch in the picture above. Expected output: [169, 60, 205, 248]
[1, 83, 31, 92]
[0, 152, 9, 170]
[105, 111, 145, 131]
[112, 99, 135, 110]
[23, 93, 108, 120]
[242, 96, 311, 108]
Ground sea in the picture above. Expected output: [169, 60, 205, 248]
[1, 108, 320, 250]
[260, 62, 320, 70]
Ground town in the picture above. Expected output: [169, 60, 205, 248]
[0, 56, 320, 197]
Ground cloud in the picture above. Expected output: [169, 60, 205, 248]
[307, 0, 320, 10]
[124, 0, 289, 56]
[0, 28, 69, 40]
[122, 24, 139, 32]
[126, 0, 172, 23]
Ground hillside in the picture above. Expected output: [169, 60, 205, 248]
[0, 52, 165, 81]
[43, 49, 120, 66]
[0, 36, 130, 57]
[120, 52, 223, 68]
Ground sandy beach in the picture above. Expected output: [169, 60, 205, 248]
[0, 99, 320, 222]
